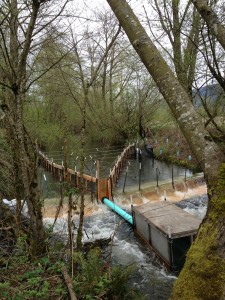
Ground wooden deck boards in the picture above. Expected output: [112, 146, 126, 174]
[133, 201, 202, 238]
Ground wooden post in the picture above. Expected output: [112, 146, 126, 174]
[77, 176, 79, 188]
[139, 162, 141, 190]
[156, 166, 160, 187]
[74, 165, 77, 187]
[63, 139, 68, 182]
[51, 159, 54, 176]
[123, 166, 128, 193]
[61, 162, 64, 182]
[97, 160, 100, 200]
[109, 175, 113, 201]
[172, 164, 175, 189]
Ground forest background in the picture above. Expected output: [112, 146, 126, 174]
[0, 0, 225, 299]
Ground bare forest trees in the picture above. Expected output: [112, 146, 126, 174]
[148, 0, 200, 97]
[55, 10, 160, 144]
[148, 0, 225, 152]
[106, 0, 225, 299]
[0, 0, 69, 256]
[1, 0, 224, 296]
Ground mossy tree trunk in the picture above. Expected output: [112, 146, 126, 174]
[171, 165, 225, 298]
[106, 0, 225, 298]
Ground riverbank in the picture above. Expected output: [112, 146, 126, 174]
[42, 173, 207, 218]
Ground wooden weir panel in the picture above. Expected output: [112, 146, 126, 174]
[97, 178, 111, 201]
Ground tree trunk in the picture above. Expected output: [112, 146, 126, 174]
[171, 164, 225, 299]
[106, 0, 225, 298]
[4, 0, 46, 256]
[76, 128, 86, 251]
[4, 90, 46, 256]
[191, 0, 225, 52]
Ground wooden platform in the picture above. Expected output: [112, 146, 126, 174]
[133, 201, 201, 238]
[132, 201, 202, 271]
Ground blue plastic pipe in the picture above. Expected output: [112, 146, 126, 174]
[102, 197, 133, 225]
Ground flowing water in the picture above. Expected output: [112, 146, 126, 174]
[44, 193, 207, 300]
[42, 146, 206, 299]
[2, 144, 206, 298]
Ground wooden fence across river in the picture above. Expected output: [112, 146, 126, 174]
[39, 144, 136, 200]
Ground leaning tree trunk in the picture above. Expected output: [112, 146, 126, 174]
[106, 0, 225, 298]
[191, 0, 225, 52]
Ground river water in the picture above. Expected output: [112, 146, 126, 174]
[40, 146, 193, 196]
[115, 149, 192, 193]
[44, 193, 207, 299]
[42, 147, 207, 299]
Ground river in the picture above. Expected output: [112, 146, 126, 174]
[42, 146, 207, 299]
[40, 145, 193, 197]
[44, 193, 207, 299]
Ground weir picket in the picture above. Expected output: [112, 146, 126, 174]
[38, 143, 136, 200]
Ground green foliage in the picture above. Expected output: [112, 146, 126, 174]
[64, 187, 78, 197]
[34, 122, 66, 150]
[14, 234, 29, 264]
[73, 248, 110, 298]
[16, 234, 28, 252]
[0, 254, 68, 300]
[108, 264, 142, 300]
[0, 282, 10, 299]
[0, 230, 68, 299]
[0, 240, 143, 300]
[73, 248, 142, 299]
[0, 131, 14, 198]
